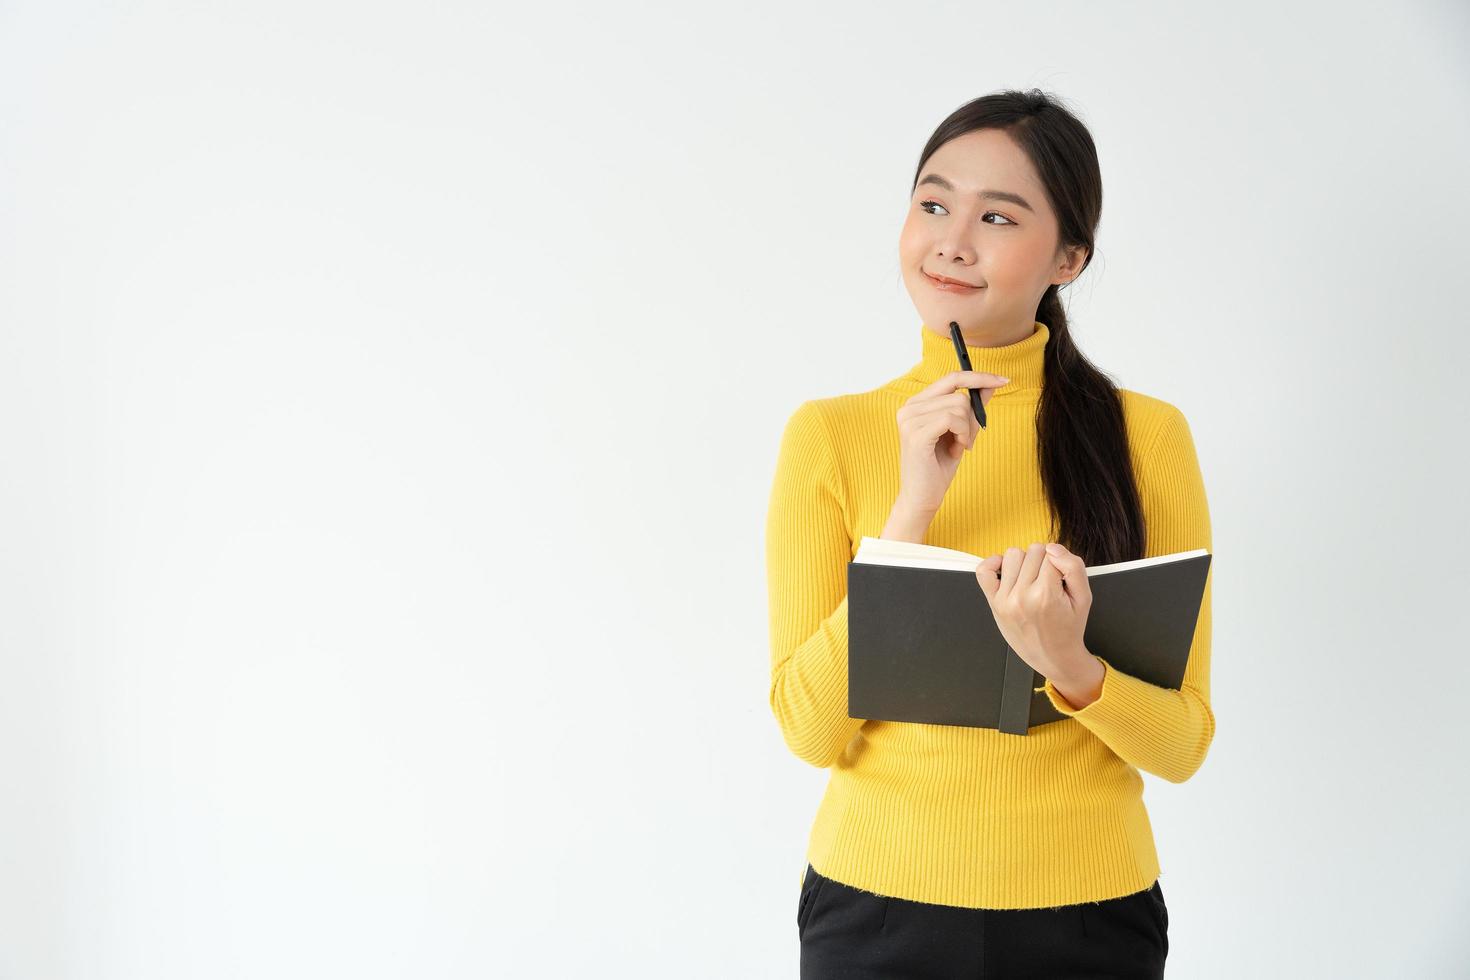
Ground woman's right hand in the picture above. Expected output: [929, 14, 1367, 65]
[893, 370, 1010, 515]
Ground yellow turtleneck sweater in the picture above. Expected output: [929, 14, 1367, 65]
[766, 319, 1214, 910]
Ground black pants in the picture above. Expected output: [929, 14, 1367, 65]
[797, 863, 1168, 980]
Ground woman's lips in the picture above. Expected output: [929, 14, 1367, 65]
[925, 272, 983, 293]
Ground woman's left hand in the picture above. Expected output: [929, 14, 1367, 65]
[975, 542, 1094, 679]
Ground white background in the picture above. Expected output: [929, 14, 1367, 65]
[2, 1, 1467, 977]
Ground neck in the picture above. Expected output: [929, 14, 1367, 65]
[903, 319, 1051, 394]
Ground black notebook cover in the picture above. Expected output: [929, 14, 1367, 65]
[847, 547, 1210, 735]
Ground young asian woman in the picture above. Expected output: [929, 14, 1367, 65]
[767, 89, 1210, 980]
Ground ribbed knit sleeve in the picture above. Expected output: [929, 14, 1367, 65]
[1040, 407, 1216, 784]
[765, 400, 865, 769]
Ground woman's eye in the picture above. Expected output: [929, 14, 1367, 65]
[918, 200, 1014, 225]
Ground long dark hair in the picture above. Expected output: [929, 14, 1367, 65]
[911, 89, 1145, 566]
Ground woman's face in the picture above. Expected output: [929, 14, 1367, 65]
[899, 128, 1086, 342]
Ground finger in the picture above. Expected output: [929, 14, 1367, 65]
[929, 403, 978, 453]
[935, 396, 979, 448]
[902, 391, 974, 425]
[1037, 550, 1064, 599]
[917, 370, 1011, 401]
[951, 405, 978, 451]
[903, 394, 982, 446]
[912, 411, 972, 456]
[1017, 543, 1047, 592]
[1045, 549, 1092, 604]
[998, 546, 1023, 598]
[974, 556, 1001, 598]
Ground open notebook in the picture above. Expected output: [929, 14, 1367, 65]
[847, 537, 1211, 735]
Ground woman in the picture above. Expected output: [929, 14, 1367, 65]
[765, 89, 1213, 979]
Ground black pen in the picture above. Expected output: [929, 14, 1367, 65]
[948, 321, 988, 430]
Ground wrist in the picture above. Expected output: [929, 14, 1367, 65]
[1048, 649, 1105, 709]
[883, 497, 937, 543]
[892, 494, 939, 521]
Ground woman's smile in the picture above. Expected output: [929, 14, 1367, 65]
[924, 270, 984, 293]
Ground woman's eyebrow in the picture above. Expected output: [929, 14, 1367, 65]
[917, 173, 1034, 213]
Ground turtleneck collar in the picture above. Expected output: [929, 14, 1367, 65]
[900, 320, 1050, 395]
